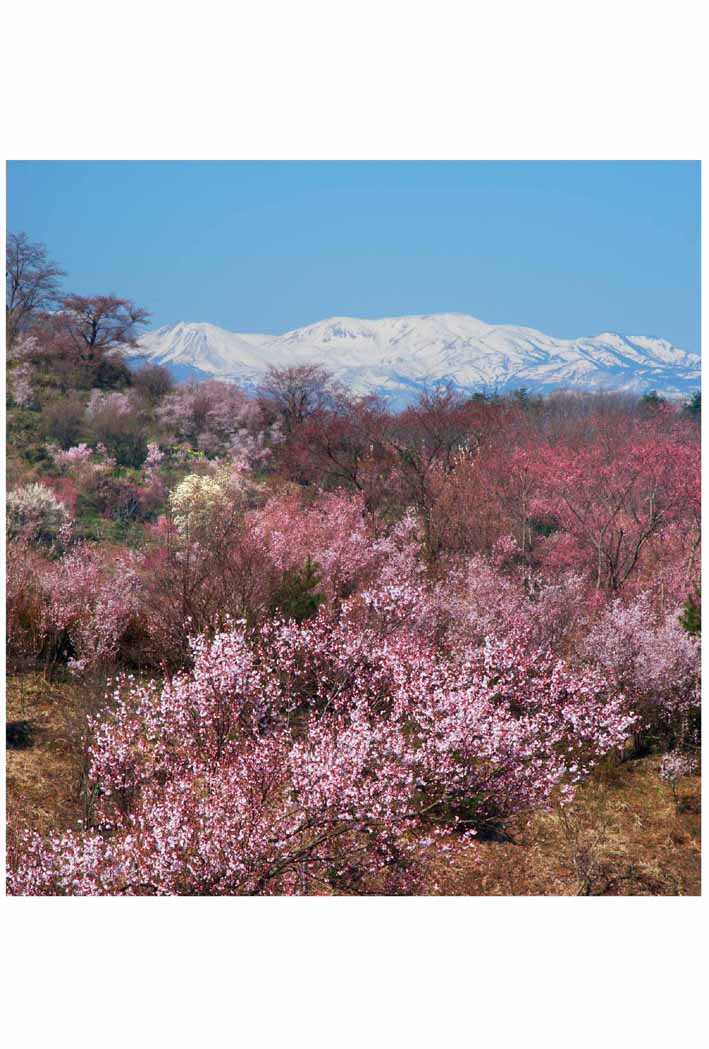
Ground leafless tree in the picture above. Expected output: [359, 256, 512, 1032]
[6, 232, 65, 348]
[258, 364, 339, 433]
[131, 364, 175, 403]
[58, 294, 151, 361]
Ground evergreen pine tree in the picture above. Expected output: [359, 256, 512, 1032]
[679, 586, 701, 637]
[271, 557, 325, 623]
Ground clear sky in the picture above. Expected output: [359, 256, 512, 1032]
[6, 160, 701, 353]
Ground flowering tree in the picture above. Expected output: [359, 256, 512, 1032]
[6, 483, 69, 546]
[39, 546, 142, 675]
[8, 606, 635, 895]
[250, 491, 378, 601]
[6, 539, 142, 675]
[282, 392, 390, 503]
[137, 466, 271, 664]
[159, 381, 264, 457]
[85, 390, 134, 418]
[50, 442, 94, 468]
[660, 751, 698, 811]
[169, 468, 245, 540]
[531, 427, 699, 592]
[6, 334, 40, 407]
[582, 593, 700, 742]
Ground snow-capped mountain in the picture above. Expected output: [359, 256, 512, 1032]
[124, 314, 701, 408]
[131, 322, 273, 385]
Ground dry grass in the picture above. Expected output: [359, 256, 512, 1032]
[423, 757, 701, 896]
[6, 672, 701, 895]
[6, 672, 101, 836]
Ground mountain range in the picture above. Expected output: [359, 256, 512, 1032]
[123, 313, 701, 408]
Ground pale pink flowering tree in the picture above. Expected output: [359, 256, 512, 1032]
[249, 491, 378, 601]
[94, 443, 117, 469]
[142, 442, 167, 497]
[582, 593, 700, 739]
[144, 442, 164, 472]
[39, 545, 142, 675]
[8, 607, 636, 895]
[229, 420, 283, 473]
[85, 389, 134, 418]
[50, 443, 94, 469]
[250, 494, 423, 604]
[660, 750, 698, 811]
[435, 551, 592, 655]
[158, 381, 267, 457]
[7, 334, 39, 407]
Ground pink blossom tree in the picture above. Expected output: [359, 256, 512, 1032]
[8, 608, 635, 895]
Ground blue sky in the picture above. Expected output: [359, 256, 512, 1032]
[6, 161, 701, 352]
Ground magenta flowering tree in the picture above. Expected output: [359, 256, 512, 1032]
[530, 427, 700, 592]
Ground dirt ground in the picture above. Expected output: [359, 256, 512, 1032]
[6, 672, 701, 895]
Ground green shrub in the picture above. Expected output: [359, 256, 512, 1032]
[680, 587, 701, 637]
[271, 558, 325, 623]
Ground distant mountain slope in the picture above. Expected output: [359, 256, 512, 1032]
[124, 314, 701, 407]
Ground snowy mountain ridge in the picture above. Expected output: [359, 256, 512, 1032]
[124, 313, 701, 408]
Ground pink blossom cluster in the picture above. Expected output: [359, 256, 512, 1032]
[158, 381, 266, 457]
[9, 366, 36, 407]
[39, 545, 142, 673]
[51, 443, 94, 469]
[142, 442, 166, 494]
[437, 555, 591, 653]
[144, 442, 164, 472]
[85, 389, 134, 418]
[8, 606, 636, 895]
[48, 441, 120, 476]
[582, 593, 700, 727]
[660, 751, 698, 784]
[93, 443, 117, 469]
[250, 494, 422, 603]
[7, 334, 39, 407]
[229, 422, 283, 473]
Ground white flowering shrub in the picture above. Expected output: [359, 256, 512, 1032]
[6, 483, 70, 545]
[169, 469, 243, 539]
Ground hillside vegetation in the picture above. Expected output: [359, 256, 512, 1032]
[6, 234, 701, 895]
